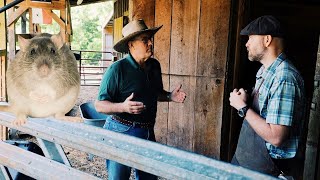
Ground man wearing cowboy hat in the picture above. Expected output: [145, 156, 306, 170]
[95, 19, 186, 180]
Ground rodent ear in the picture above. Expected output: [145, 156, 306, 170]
[51, 32, 65, 49]
[18, 35, 30, 51]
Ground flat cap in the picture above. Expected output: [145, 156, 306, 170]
[240, 15, 284, 37]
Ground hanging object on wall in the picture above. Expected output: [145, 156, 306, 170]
[32, 8, 52, 24]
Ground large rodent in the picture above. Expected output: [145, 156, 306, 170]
[0, 33, 82, 125]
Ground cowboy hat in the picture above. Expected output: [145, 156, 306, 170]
[113, 19, 163, 53]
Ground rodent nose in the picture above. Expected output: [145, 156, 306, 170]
[38, 64, 51, 77]
[37, 59, 52, 77]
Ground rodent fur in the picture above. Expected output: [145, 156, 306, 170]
[0, 33, 82, 125]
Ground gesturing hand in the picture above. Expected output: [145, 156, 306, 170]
[122, 93, 146, 114]
[171, 84, 187, 103]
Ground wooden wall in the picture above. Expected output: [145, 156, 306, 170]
[130, 0, 232, 158]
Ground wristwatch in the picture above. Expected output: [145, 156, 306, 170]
[238, 106, 249, 117]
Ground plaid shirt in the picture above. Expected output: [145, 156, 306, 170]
[255, 53, 305, 159]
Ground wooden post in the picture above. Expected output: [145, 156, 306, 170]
[7, 0, 15, 62]
[0, 0, 7, 101]
[29, 8, 34, 33]
[60, 8, 67, 42]
[0, 0, 8, 141]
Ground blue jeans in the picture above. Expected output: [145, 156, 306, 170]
[103, 116, 157, 180]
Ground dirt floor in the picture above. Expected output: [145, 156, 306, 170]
[65, 85, 108, 179]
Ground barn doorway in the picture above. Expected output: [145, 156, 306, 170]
[225, 0, 320, 179]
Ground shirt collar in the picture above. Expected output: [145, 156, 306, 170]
[126, 53, 140, 69]
[256, 52, 286, 79]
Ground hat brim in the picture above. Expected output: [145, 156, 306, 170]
[113, 25, 163, 53]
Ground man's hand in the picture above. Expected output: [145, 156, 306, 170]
[229, 88, 248, 110]
[122, 93, 146, 114]
[170, 84, 187, 103]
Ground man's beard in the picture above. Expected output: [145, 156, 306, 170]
[250, 53, 264, 62]
[248, 48, 266, 62]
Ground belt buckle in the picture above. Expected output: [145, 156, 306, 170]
[132, 121, 136, 127]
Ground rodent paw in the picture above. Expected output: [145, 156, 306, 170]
[12, 118, 27, 126]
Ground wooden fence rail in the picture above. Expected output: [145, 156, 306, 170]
[0, 112, 276, 179]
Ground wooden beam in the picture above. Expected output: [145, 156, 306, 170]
[18, 0, 65, 10]
[43, 9, 66, 31]
[0, 141, 100, 179]
[7, 6, 28, 27]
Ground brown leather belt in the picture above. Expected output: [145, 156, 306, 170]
[111, 115, 153, 129]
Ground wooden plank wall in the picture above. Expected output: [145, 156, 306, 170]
[154, 0, 170, 144]
[129, 0, 154, 27]
[154, 0, 230, 158]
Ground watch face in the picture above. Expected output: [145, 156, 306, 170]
[238, 106, 248, 117]
[238, 109, 245, 117]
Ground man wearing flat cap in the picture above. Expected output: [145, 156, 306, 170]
[95, 19, 186, 179]
[229, 15, 306, 178]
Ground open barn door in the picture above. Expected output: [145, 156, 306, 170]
[304, 36, 320, 180]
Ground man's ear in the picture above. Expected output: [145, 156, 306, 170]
[264, 35, 272, 47]
[128, 41, 133, 50]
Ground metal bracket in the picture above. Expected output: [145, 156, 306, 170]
[37, 138, 71, 166]
[0, 165, 10, 180]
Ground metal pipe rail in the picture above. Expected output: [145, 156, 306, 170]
[0, 112, 277, 179]
[0, 0, 24, 13]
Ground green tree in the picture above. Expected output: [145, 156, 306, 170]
[71, 2, 113, 64]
